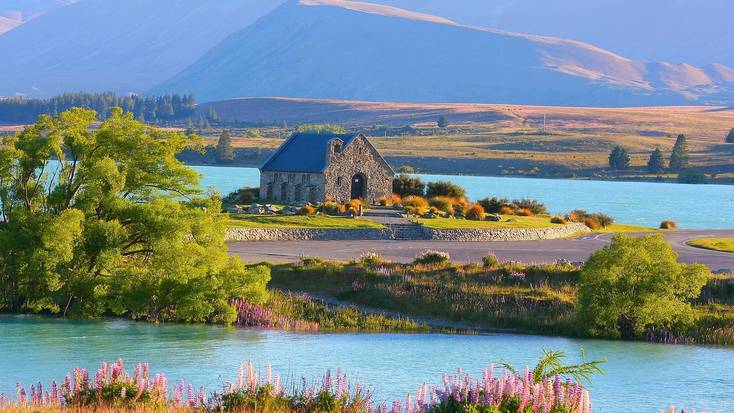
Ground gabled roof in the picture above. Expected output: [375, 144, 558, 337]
[260, 132, 360, 173]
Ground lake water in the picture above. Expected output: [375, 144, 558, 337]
[1, 316, 731, 412]
[192, 165, 734, 229]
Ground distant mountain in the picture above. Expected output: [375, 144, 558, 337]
[151, 0, 734, 106]
[0, 0, 76, 35]
[372, 0, 734, 68]
[10, 0, 733, 68]
[0, 0, 283, 97]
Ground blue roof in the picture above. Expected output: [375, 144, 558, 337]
[260, 132, 360, 173]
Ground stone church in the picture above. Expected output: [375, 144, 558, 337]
[259, 132, 394, 204]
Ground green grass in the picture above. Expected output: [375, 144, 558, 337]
[415, 215, 561, 229]
[227, 214, 384, 229]
[595, 223, 657, 233]
[687, 238, 734, 253]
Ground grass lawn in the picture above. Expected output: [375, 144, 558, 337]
[228, 214, 384, 229]
[415, 215, 564, 229]
[595, 223, 657, 233]
[687, 238, 734, 253]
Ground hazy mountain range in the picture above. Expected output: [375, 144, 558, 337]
[2, 0, 734, 106]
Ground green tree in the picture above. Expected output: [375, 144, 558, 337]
[437, 115, 448, 128]
[426, 180, 466, 199]
[677, 168, 707, 184]
[392, 174, 425, 197]
[669, 134, 690, 171]
[608, 145, 630, 170]
[216, 129, 235, 162]
[0, 108, 269, 322]
[646, 147, 666, 174]
[726, 128, 734, 143]
[207, 106, 219, 123]
[184, 118, 194, 136]
[577, 235, 710, 340]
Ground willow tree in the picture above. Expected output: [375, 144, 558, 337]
[0, 108, 269, 322]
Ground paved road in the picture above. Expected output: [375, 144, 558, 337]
[229, 230, 734, 271]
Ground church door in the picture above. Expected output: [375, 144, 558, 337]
[350, 173, 366, 200]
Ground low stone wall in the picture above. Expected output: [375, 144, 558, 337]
[226, 227, 392, 241]
[423, 223, 590, 241]
[226, 223, 589, 242]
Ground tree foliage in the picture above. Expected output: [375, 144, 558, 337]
[437, 115, 448, 128]
[677, 168, 707, 184]
[0, 92, 195, 124]
[608, 145, 630, 170]
[669, 134, 690, 171]
[577, 235, 710, 339]
[425, 180, 466, 199]
[726, 128, 734, 144]
[0, 108, 269, 323]
[216, 129, 235, 162]
[392, 174, 425, 197]
[646, 147, 666, 174]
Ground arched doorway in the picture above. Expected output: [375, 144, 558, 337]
[350, 173, 366, 200]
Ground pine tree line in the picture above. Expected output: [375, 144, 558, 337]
[0, 92, 196, 123]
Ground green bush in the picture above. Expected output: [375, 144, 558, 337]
[482, 254, 500, 268]
[224, 187, 260, 204]
[392, 174, 425, 197]
[426, 181, 466, 199]
[428, 196, 456, 215]
[677, 168, 707, 184]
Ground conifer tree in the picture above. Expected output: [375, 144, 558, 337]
[726, 128, 734, 143]
[216, 129, 235, 162]
[646, 147, 665, 174]
[608, 146, 630, 170]
[669, 134, 690, 171]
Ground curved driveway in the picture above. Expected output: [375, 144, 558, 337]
[229, 230, 734, 271]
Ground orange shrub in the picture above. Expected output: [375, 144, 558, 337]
[390, 193, 402, 205]
[515, 208, 534, 217]
[660, 220, 678, 230]
[499, 206, 514, 215]
[378, 196, 389, 206]
[338, 203, 347, 214]
[347, 199, 363, 211]
[298, 204, 316, 216]
[466, 203, 485, 221]
[428, 196, 455, 215]
[550, 216, 567, 224]
[583, 217, 601, 230]
[402, 195, 429, 209]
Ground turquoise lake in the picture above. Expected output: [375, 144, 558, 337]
[192, 165, 734, 229]
[1, 316, 732, 413]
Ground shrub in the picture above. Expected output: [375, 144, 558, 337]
[320, 202, 340, 215]
[514, 198, 548, 215]
[359, 251, 383, 265]
[550, 215, 567, 224]
[378, 196, 389, 206]
[338, 203, 347, 215]
[224, 187, 260, 204]
[583, 217, 601, 230]
[660, 220, 678, 230]
[515, 208, 534, 217]
[393, 174, 425, 197]
[478, 197, 511, 214]
[482, 254, 499, 268]
[465, 203, 485, 221]
[428, 196, 455, 215]
[567, 210, 614, 228]
[425, 181, 466, 199]
[401, 195, 429, 209]
[566, 210, 588, 222]
[590, 213, 614, 227]
[347, 207, 359, 217]
[298, 204, 316, 216]
[677, 168, 707, 184]
[347, 199, 365, 211]
[499, 206, 514, 215]
[390, 193, 402, 205]
[414, 250, 451, 266]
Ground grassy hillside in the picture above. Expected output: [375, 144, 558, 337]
[194, 99, 734, 182]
